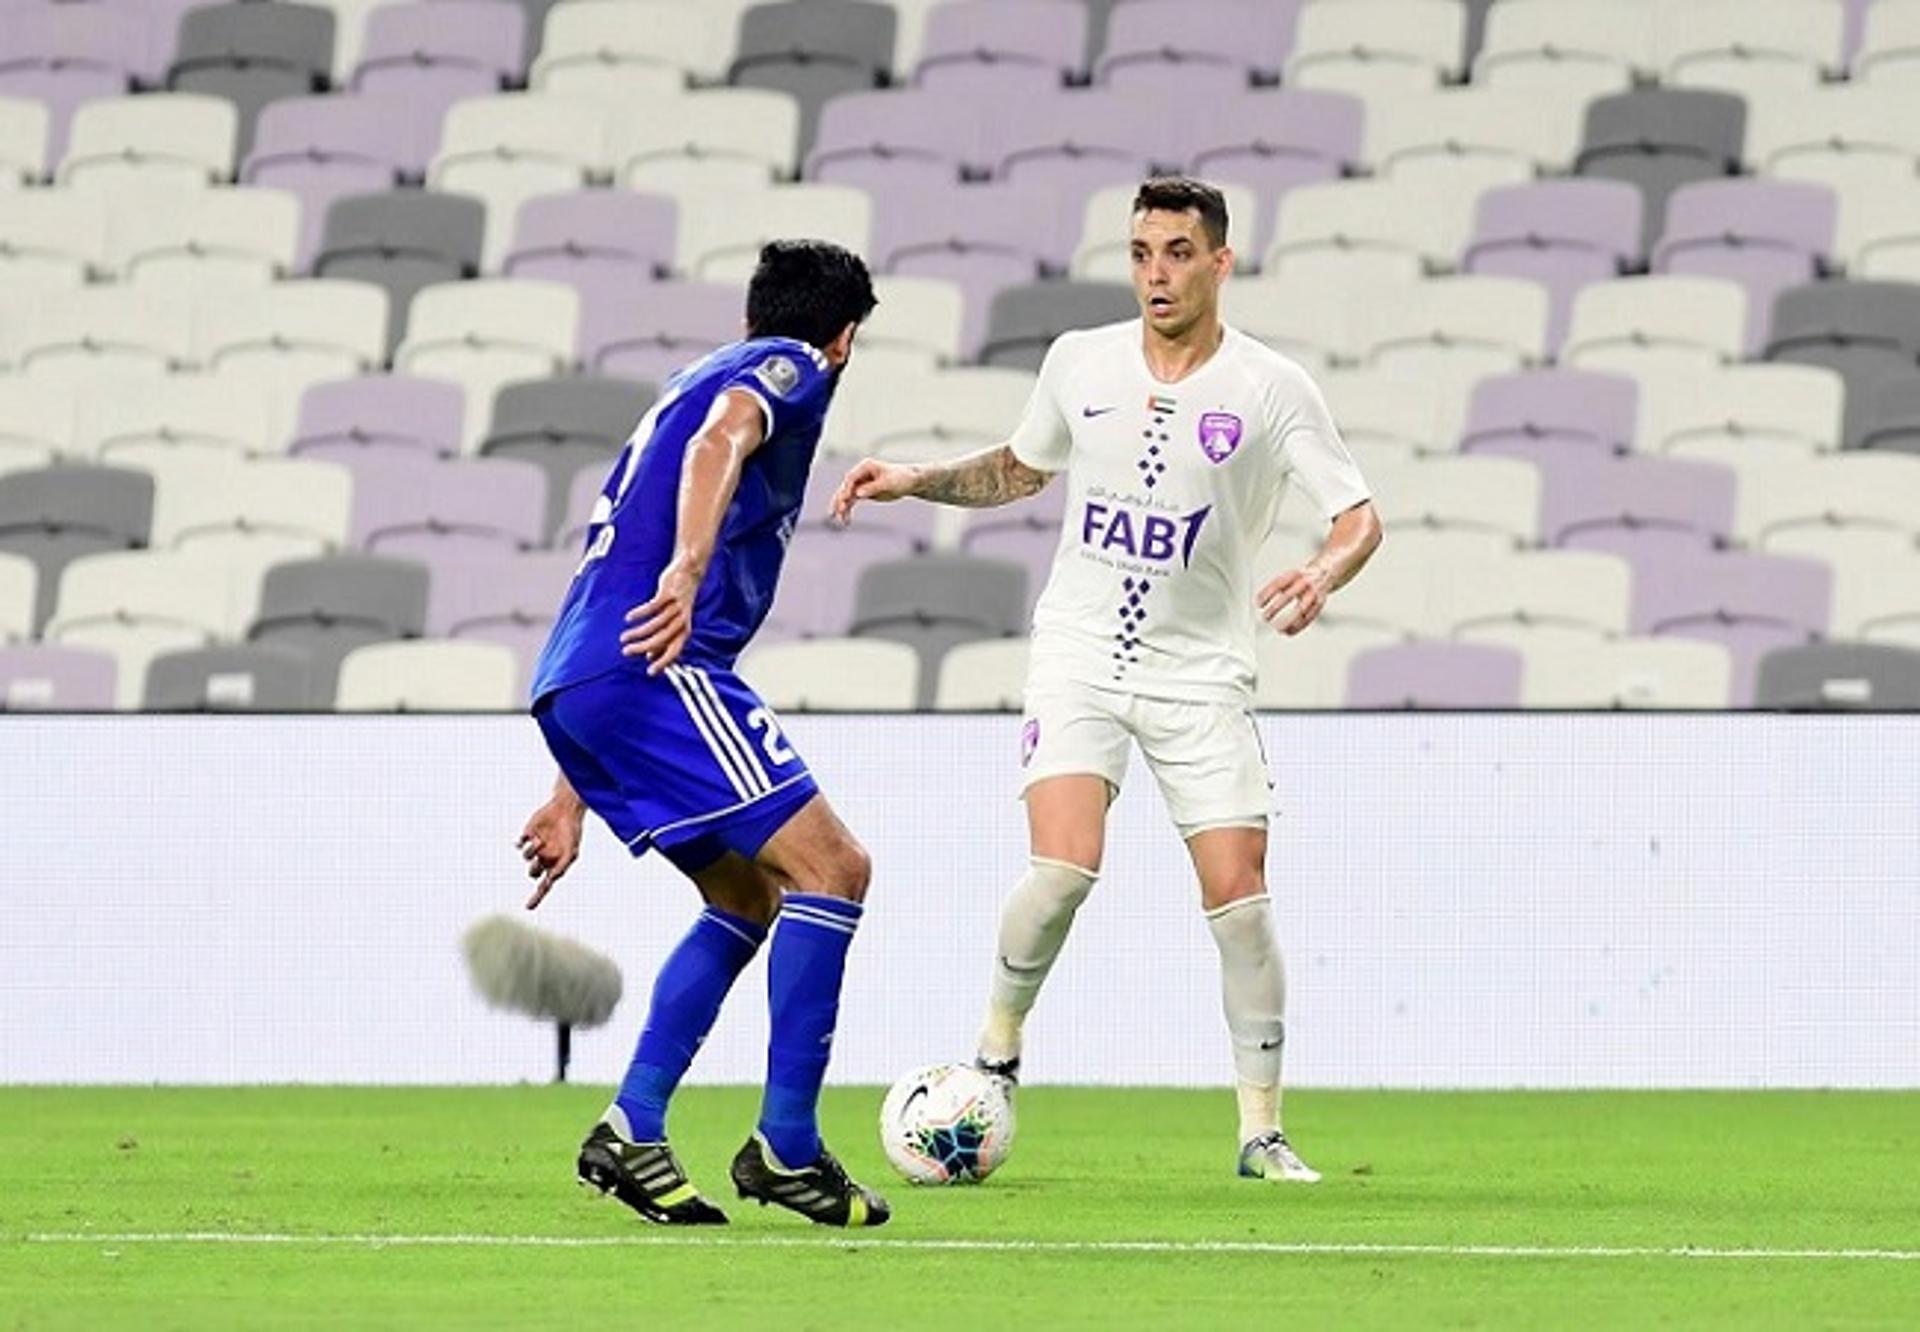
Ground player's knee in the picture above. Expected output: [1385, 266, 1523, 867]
[1202, 870, 1267, 913]
[792, 834, 871, 902]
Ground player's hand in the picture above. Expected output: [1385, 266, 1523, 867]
[830, 459, 919, 524]
[621, 560, 700, 675]
[517, 798, 583, 910]
[1258, 564, 1334, 637]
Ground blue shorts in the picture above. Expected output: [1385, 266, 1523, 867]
[534, 662, 818, 876]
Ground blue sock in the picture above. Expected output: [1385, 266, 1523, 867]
[611, 905, 766, 1142]
[757, 893, 863, 1167]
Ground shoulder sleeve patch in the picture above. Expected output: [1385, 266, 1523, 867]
[751, 355, 803, 398]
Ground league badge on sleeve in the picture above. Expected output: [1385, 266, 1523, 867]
[752, 355, 802, 397]
[1198, 412, 1242, 464]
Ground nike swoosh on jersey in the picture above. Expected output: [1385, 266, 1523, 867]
[1081, 405, 1118, 418]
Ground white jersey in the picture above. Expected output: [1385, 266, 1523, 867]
[1008, 320, 1370, 705]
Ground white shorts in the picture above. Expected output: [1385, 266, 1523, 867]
[1018, 677, 1272, 837]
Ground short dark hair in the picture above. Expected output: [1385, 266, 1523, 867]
[744, 239, 878, 349]
[1132, 177, 1230, 249]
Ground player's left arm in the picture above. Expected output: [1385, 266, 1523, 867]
[619, 388, 768, 674]
[1259, 499, 1382, 637]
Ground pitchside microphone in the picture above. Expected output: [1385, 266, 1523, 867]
[462, 916, 624, 1083]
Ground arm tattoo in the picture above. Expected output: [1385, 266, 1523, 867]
[909, 446, 1051, 508]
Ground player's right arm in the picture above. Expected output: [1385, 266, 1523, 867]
[831, 445, 1051, 520]
[518, 771, 586, 910]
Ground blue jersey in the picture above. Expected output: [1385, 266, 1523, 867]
[531, 337, 835, 702]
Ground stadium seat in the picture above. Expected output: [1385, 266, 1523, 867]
[0, 464, 154, 631]
[58, 94, 238, 194]
[856, 275, 966, 374]
[1574, 89, 1746, 253]
[807, 88, 978, 188]
[428, 94, 614, 271]
[1562, 276, 1748, 382]
[576, 277, 743, 387]
[1093, 0, 1298, 93]
[0, 96, 50, 187]
[676, 183, 871, 283]
[1651, 180, 1837, 353]
[306, 0, 393, 83]
[150, 455, 352, 557]
[1532, 452, 1738, 549]
[289, 374, 466, 461]
[242, 96, 415, 272]
[14, 287, 193, 388]
[530, 0, 727, 98]
[106, 185, 302, 296]
[739, 636, 919, 711]
[395, 278, 582, 449]
[44, 548, 240, 707]
[1657, 0, 1845, 98]
[1360, 275, 1550, 442]
[1441, 549, 1635, 640]
[1185, 89, 1362, 248]
[1768, 525, 1920, 643]
[1318, 367, 1447, 460]
[932, 636, 1030, 711]
[1849, 178, 1920, 281]
[913, 0, 1087, 93]
[796, 464, 937, 552]
[831, 365, 1035, 468]
[1472, 0, 1648, 101]
[728, 1, 896, 161]
[74, 376, 279, 462]
[356, 454, 546, 563]
[1850, 372, 1920, 453]
[480, 376, 650, 537]
[1222, 270, 1418, 370]
[1254, 619, 1403, 710]
[0, 188, 110, 292]
[0, 379, 77, 473]
[1490, 632, 1735, 709]
[1462, 180, 1643, 353]
[1367, 84, 1585, 183]
[315, 190, 485, 353]
[1737, 451, 1920, 545]
[1286, 0, 1465, 96]
[0, 552, 34, 644]
[987, 88, 1188, 213]
[1753, 641, 1920, 711]
[1744, 83, 1918, 204]
[759, 528, 901, 641]
[957, 480, 1066, 560]
[247, 552, 431, 703]
[144, 642, 315, 711]
[612, 88, 800, 194]
[1642, 364, 1845, 461]
[335, 638, 519, 711]
[196, 279, 391, 440]
[164, 1, 335, 159]
[850, 553, 1028, 706]
[978, 280, 1136, 373]
[425, 545, 573, 639]
[1458, 369, 1638, 463]
[1765, 279, 1920, 444]
[0, 644, 116, 711]
[0, 3, 148, 167]
[1345, 639, 1524, 709]
[351, 2, 524, 131]
[1368, 454, 1541, 551]
[1855, 0, 1920, 82]
[501, 190, 675, 292]
[1265, 178, 1454, 284]
[1071, 180, 1258, 281]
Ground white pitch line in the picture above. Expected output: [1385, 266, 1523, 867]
[14, 1234, 1920, 1263]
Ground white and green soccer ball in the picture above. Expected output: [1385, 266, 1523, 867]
[879, 1062, 1015, 1185]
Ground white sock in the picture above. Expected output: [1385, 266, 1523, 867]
[1205, 894, 1287, 1145]
[977, 857, 1098, 1064]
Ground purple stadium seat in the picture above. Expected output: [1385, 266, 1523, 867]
[1095, 0, 1300, 93]
[1458, 369, 1638, 461]
[502, 191, 676, 291]
[1653, 180, 1837, 354]
[987, 88, 1188, 192]
[764, 526, 908, 640]
[424, 545, 573, 637]
[0, 644, 116, 710]
[808, 88, 980, 185]
[243, 96, 412, 273]
[0, 3, 148, 166]
[1463, 180, 1641, 354]
[915, 0, 1087, 93]
[578, 278, 743, 385]
[290, 375, 467, 461]
[351, 2, 522, 140]
[799, 464, 937, 551]
[359, 455, 548, 560]
[1187, 90, 1362, 250]
[1522, 452, 1737, 548]
[1345, 640, 1524, 709]
[959, 488, 1065, 619]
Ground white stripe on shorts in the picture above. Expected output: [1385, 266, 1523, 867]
[669, 665, 769, 796]
[686, 666, 772, 791]
[664, 667, 754, 801]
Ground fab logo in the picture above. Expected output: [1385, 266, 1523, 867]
[1081, 501, 1211, 567]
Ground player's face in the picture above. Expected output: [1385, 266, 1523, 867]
[1129, 209, 1232, 340]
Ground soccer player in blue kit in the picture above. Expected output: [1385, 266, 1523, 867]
[512, 240, 890, 1228]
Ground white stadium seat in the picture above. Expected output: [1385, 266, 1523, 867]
[106, 185, 301, 294]
[678, 184, 872, 284]
[1657, 0, 1844, 98]
[1562, 277, 1748, 381]
[46, 550, 239, 708]
[147, 455, 352, 551]
[834, 366, 1036, 463]
[1369, 453, 1543, 548]
[1748, 84, 1920, 196]
[1223, 270, 1419, 369]
[59, 95, 237, 194]
[1318, 367, 1449, 458]
[1482, 631, 1735, 709]
[1639, 364, 1844, 459]
[933, 637, 1029, 711]
[1266, 177, 1473, 280]
[1255, 619, 1402, 710]
[1473, 0, 1649, 98]
[0, 189, 109, 291]
[1766, 527, 1920, 641]
[1366, 86, 1585, 178]
[612, 88, 802, 187]
[0, 96, 51, 187]
[75, 376, 280, 461]
[1362, 276, 1550, 443]
[739, 637, 920, 712]
[431, 96, 615, 271]
[1287, 0, 1465, 97]
[396, 279, 582, 450]
[16, 287, 194, 386]
[533, 1, 728, 95]
[0, 379, 78, 469]
[1739, 452, 1920, 545]
[1440, 548, 1635, 639]
[0, 553, 35, 643]
[861, 276, 966, 370]
[335, 640, 522, 712]
[196, 280, 391, 442]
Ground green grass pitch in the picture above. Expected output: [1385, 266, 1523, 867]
[2, 1087, 1916, 1330]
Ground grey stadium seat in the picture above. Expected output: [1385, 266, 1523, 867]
[979, 280, 1137, 372]
[315, 190, 486, 355]
[729, 1, 897, 161]
[850, 553, 1029, 707]
[1754, 642, 1920, 711]
[1854, 373, 1920, 454]
[1575, 89, 1746, 254]
[145, 643, 316, 712]
[1765, 281, 1920, 446]
[480, 376, 654, 539]
[167, 2, 336, 160]
[247, 553, 430, 706]
[0, 465, 154, 632]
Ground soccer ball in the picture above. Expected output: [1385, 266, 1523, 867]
[878, 1063, 1015, 1185]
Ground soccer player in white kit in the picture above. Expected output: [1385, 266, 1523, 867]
[833, 178, 1383, 1181]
